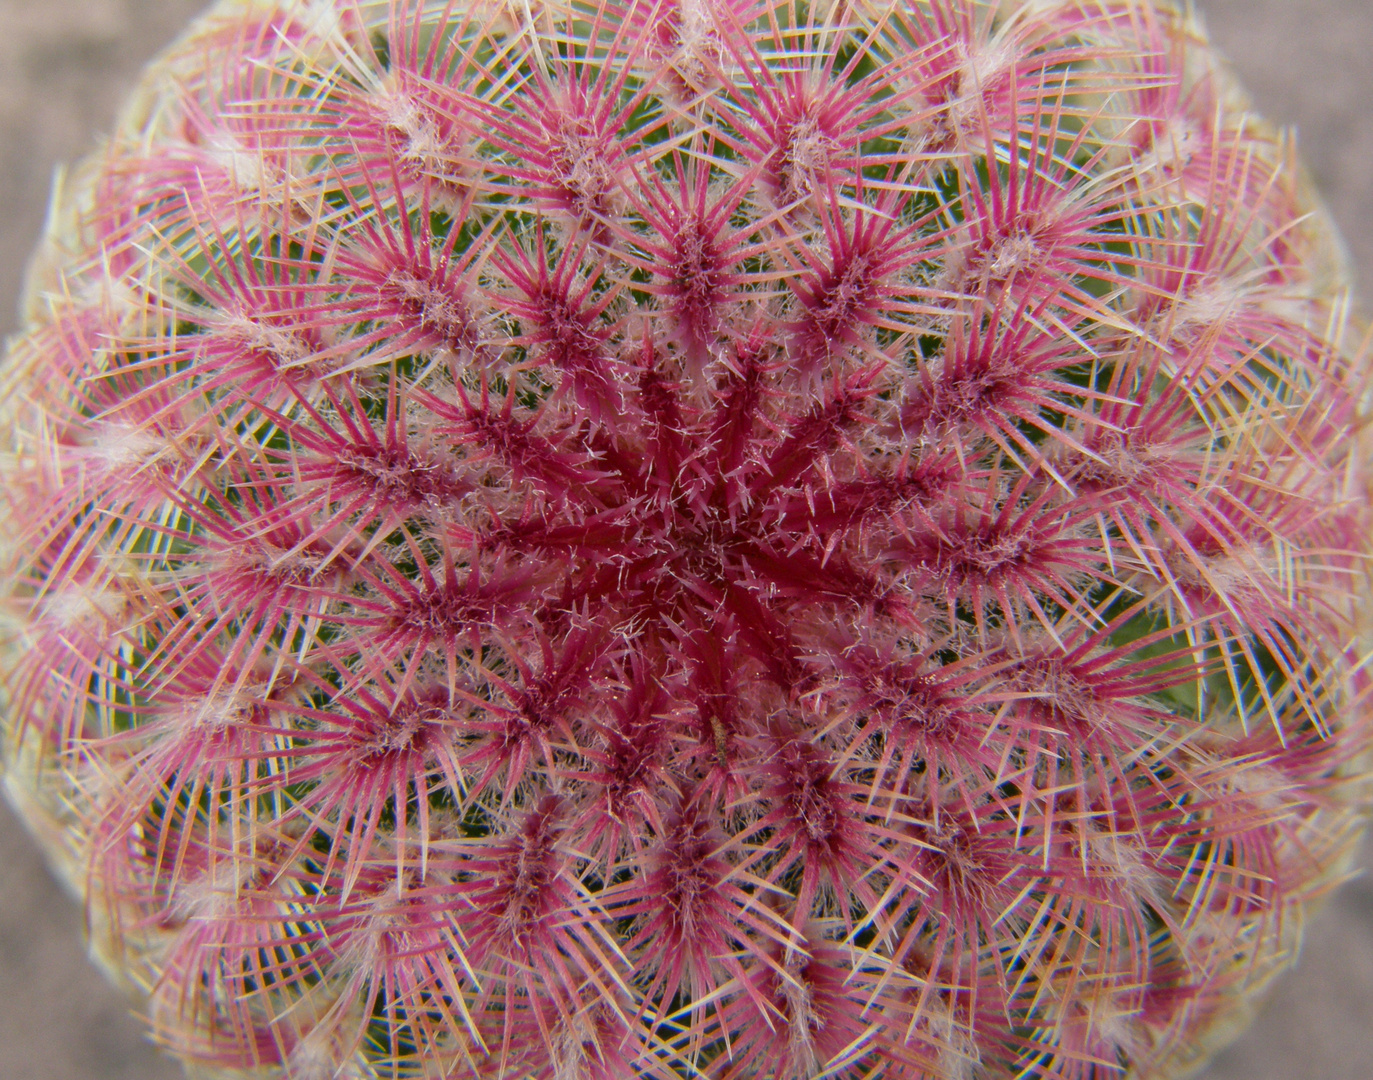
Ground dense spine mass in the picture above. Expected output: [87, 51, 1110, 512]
[1, 1, 1369, 1078]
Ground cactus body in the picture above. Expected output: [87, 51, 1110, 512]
[1, 1, 1370, 1078]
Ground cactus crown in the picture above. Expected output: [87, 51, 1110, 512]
[1, 1, 1369, 1078]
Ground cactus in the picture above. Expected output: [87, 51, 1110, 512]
[1, 0, 1370, 1077]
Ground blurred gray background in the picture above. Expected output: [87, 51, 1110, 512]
[1, 1, 1370, 1077]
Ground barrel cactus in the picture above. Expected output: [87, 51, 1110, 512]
[1, 0, 1369, 1077]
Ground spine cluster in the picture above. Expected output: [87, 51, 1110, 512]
[1, 1, 1368, 1079]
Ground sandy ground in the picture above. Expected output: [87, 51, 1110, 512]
[0, 1, 1370, 1077]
